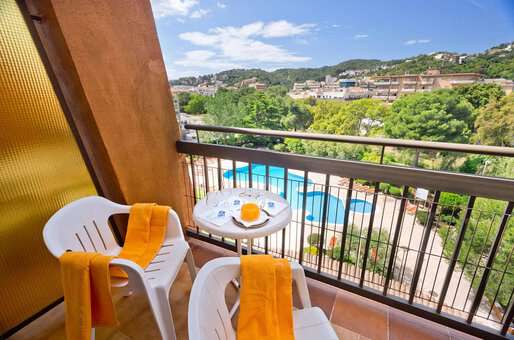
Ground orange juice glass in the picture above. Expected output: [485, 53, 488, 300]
[241, 202, 260, 222]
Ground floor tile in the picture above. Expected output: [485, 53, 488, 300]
[389, 308, 450, 340]
[330, 291, 389, 340]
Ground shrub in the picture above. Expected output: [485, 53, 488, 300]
[416, 210, 429, 226]
[379, 183, 391, 193]
[440, 192, 467, 217]
[355, 179, 371, 186]
[307, 233, 320, 246]
[388, 185, 402, 196]
[328, 229, 390, 275]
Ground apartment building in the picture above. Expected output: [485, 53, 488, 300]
[371, 69, 482, 101]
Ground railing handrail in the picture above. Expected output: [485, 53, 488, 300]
[184, 124, 514, 157]
[177, 141, 514, 201]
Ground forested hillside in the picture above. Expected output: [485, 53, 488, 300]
[171, 41, 514, 88]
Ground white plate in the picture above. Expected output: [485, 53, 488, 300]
[231, 210, 270, 228]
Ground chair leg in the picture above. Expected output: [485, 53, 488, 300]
[185, 248, 197, 282]
[148, 287, 177, 340]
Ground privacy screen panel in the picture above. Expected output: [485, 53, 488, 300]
[0, 0, 97, 334]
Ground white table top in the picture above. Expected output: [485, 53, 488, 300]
[192, 188, 292, 240]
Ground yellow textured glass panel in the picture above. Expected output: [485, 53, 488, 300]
[0, 0, 97, 334]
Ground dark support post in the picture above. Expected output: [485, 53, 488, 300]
[248, 161, 253, 188]
[217, 158, 222, 190]
[190, 155, 198, 204]
[232, 160, 237, 188]
[265, 165, 270, 254]
[298, 171, 309, 265]
[383, 185, 409, 295]
[502, 289, 514, 335]
[379, 146, 385, 164]
[359, 182, 380, 287]
[203, 156, 209, 193]
[338, 178, 354, 280]
[467, 201, 514, 324]
[217, 158, 224, 242]
[281, 168, 288, 258]
[437, 196, 477, 313]
[317, 174, 331, 273]
[409, 190, 441, 304]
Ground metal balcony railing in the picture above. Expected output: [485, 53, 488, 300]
[177, 124, 514, 339]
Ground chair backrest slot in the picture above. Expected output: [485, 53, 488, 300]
[83, 225, 97, 252]
[214, 328, 222, 340]
[217, 308, 228, 339]
[93, 220, 107, 250]
[75, 233, 86, 251]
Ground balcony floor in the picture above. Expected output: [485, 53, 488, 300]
[11, 238, 479, 340]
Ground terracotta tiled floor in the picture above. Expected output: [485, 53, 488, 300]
[10, 238, 480, 340]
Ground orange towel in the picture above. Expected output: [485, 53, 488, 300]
[60, 252, 118, 340]
[237, 255, 294, 340]
[111, 203, 169, 277]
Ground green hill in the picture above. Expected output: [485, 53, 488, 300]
[171, 41, 514, 88]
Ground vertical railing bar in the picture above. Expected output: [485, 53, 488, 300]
[248, 161, 253, 188]
[354, 189, 369, 278]
[409, 190, 441, 304]
[189, 155, 199, 233]
[203, 161, 210, 193]
[436, 196, 477, 313]
[359, 182, 380, 287]
[501, 288, 514, 335]
[383, 185, 409, 295]
[338, 178, 354, 280]
[281, 168, 288, 258]
[232, 160, 237, 188]
[298, 171, 309, 265]
[452, 211, 485, 308]
[317, 174, 331, 273]
[379, 145, 385, 164]
[467, 201, 514, 323]
[217, 158, 224, 243]
[265, 165, 270, 254]
[217, 158, 222, 191]
[488, 244, 514, 318]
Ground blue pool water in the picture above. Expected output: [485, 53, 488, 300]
[223, 164, 372, 224]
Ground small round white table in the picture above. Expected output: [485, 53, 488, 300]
[192, 188, 292, 255]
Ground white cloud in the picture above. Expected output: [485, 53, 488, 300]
[152, 0, 197, 17]
[178, 21, 313, 64]
[354, 34, 368, 39]
[405, 39, 431, 45]
[332, 24, 341, 28]
[190, 8, 209, 18]
[260, 20, 316, 38]
[175, 50, 242, 70]
[173, 21, 313, 77]
[151, 0, 209, 19]
[216, 1, 227, 8]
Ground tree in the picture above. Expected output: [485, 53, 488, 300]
[183, 93, 207, 114]
[474, 93, 514, 146]
[281, 100, 312, 131]
[384, 90, 474, 143]
[454, 83, 504, 110]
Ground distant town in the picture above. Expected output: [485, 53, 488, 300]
[171, 43, 514, 103]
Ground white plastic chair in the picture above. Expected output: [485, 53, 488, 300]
[188, 257, 338, 340]
[43, 196, 196, 340]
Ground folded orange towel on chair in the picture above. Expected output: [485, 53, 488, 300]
[60, 252, 117, 340]
[111, 203, 169, 278]
[60, 203, 169, 339]
[237, 255, 294, 340]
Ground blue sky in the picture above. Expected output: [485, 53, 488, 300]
[151, 0, 514, 79]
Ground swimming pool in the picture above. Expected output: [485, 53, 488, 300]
[224, 164, 372, 224]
